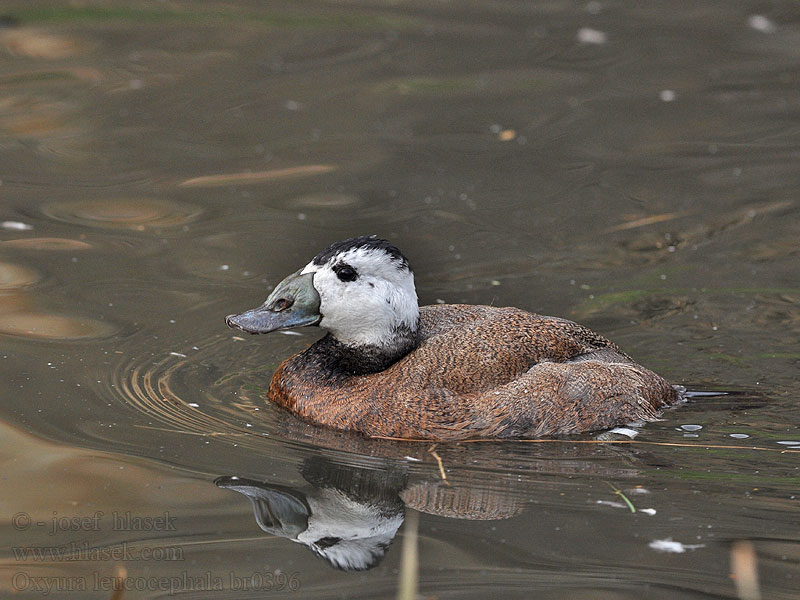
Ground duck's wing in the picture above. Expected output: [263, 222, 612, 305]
[469, 358, 681, 438]
[412, 304, 625, 393]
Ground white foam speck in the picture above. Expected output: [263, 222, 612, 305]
[278, 330, 302, 336]
[748, 15, 776, 33]
[169, 352, 187, 358]
[577, 27, 607, 45]
[649, 538, 705, 553]
[659, 89, 676, 102]
[609, 427, 639, 438]
[1, 221, 33, 231]
[639, 508, 657, 515]
[596, 500, 626, 509]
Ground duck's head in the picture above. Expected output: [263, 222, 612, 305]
[226, 236, 419, 357]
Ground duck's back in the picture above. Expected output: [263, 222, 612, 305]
[269, 304, 680, 439]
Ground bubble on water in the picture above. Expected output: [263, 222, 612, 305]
[680, 424, 703, 431]
[729, 433, 750, 439]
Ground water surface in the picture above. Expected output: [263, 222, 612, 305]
[1, 2, 798, 598]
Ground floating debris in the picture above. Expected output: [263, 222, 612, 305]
[497, 129, 516, 141]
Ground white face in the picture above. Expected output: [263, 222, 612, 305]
[300, 246, 419, 348]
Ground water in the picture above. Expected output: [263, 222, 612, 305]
[1, 2, 798, 598]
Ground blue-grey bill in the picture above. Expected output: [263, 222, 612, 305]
[225, 270, 321, 334]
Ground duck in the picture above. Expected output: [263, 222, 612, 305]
[225, 235, 682, 440]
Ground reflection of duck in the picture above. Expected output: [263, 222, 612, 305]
[216, 458, 408, 571]
[215, 455, 527, 571]
[226, 236, 681, 440]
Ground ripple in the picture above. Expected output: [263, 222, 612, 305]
[0, 261, 40, 289]
[0, 28, 83, 59]
[41, 198, 203, 230]
[0, 311, 116, 340]
[105, 334, 261, 444]
[290, 192, 361, 209]
[0, 237, 93, 251]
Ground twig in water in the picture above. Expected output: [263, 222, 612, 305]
[606, 481, 636, 513]
[109, 564, 126, 600]
[731, 540, 761, 600]
[427, 444, 449, 485]
[396, 510, 419, 600]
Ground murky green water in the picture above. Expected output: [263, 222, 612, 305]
[1, 2, 798, 598]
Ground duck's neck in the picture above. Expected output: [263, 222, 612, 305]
[316, 323, 420, 376]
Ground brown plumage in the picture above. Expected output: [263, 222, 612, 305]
[268, 304, 681, 440]
[226, 236, 682, 441]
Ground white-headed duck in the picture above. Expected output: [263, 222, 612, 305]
[226, 236, 681, 440]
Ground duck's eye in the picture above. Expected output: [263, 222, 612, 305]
[334, 264, 358, 282]
[272, 297, 293, 311]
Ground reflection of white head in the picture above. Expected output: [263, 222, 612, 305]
[219, 478, 404, 572]
[296, 488, 404, 571]
[301, 236, 419, 348]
